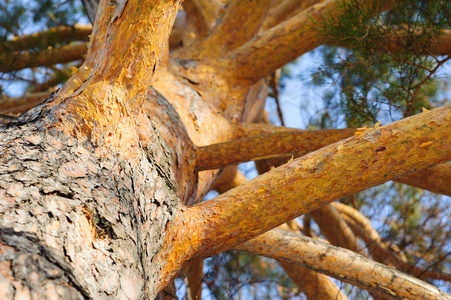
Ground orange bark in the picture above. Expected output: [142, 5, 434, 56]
[196, 0, 272, 57]
[262, 0, 324, 30]
[158, 104, 451, 289]
[224, 0, 395, 83]
[211, 163, 344, 299]
[185, 260, 204, 300]
[182, 0, 222, 38]
[310, 205, 364, 255]
[279, 261, 348, 300]
[198, 124, 451, 197]
[196, 128, 356, 170]
[395, 163, 451, 197]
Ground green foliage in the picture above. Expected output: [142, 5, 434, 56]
[309, 0, 451, 127]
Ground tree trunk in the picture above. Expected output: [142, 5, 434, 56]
[0, 97, 181, 298]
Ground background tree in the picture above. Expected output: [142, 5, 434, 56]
[1, 0, 451, 299]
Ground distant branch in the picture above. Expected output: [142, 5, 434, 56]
[0, 43, 87, 73]
[310, 204, 364, 255]
[0, 24, 92, 52]
[235, 228, 451, 300]
[0, 92, 51, 114]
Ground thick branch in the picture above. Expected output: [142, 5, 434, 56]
[211, 164, 345, 299]
[235, 228, 451, 300]
[49, 0, 183, 140]
[262, 0, 323, 31]
[202, 0, 272, 56]
[196, 128, 356, 170]
[0, 43, 87, 73]
[158, 104, 451, 288]
[199, 124, 451, 197]
[223, 0, 394, 83]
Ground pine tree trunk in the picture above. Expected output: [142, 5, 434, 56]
[0, 98, 180, 299]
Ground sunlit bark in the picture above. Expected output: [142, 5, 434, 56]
[198, 124, 451, 197]
[223, 0, 395, 83]
[213, 165, 345, 299]
[158, 104, 451, 289]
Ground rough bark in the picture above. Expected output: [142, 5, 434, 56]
[0, 110, 179, 298]
[158, 104, 451, 289]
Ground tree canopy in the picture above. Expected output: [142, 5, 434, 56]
[1, 0, 451, 299]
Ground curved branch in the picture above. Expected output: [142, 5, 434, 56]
[262, 0, 323, 31]
[235, 228, 451, 300]
[202, 0, 272, 56]
[279, 261, 348, 300]
[310, 204, 364, 255]
[183, 0, 221, 38]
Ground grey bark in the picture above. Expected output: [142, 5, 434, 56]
[0, 95, 180, 299]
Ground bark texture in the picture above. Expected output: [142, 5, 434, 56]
[0, 98, 179, 299]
